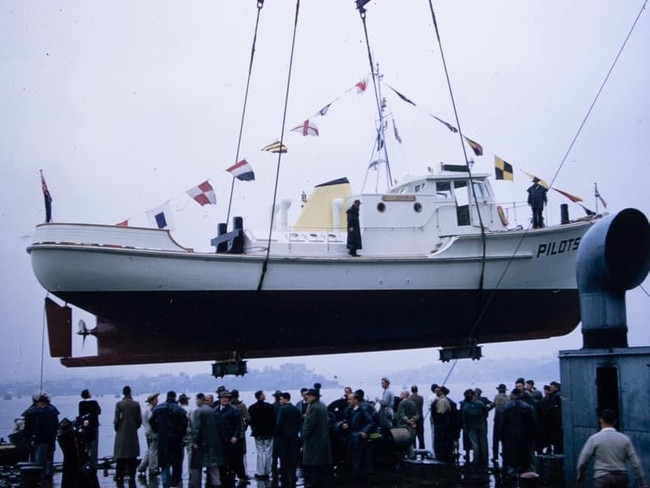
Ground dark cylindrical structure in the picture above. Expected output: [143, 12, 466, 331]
[576, 208, 650, 348]
[560, 203, 569, 224]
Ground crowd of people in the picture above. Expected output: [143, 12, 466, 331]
[15, 375, 647, 488]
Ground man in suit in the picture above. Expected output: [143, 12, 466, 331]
[275, 392, 301, 488]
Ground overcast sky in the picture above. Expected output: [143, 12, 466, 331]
[1, 1, 649, 385]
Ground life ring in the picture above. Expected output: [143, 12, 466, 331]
[497, 205, 509, 227]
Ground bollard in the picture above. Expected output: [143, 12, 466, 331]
[519, 471, 540, 488]
[17, 462, 42, 487]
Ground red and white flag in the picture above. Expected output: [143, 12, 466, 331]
[226, 159, 255, 181]
[116, 220, 129, 227]
[355, 79, 367, 93]
[186, 180, 217, 206]
[291, 119, 319, 137]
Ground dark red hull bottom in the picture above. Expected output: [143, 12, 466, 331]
[46, 289, 580, 366]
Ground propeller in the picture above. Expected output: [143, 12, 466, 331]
[77, 319, 92, 348]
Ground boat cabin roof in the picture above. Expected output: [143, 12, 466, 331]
[388, 172, 491, 195]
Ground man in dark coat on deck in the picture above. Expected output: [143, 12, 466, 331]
[346, 199, 362, 256]
[527, 177, 547, 229]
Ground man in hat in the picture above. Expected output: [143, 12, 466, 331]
[138, 393, 160, 478]
[492, 384, 509, 462]
[113, 386, 142, 486]
[301, 388, 332, 488]
[229, 389, 250, 485]
[150, 391, 188, 488]
[31, 393, 59, 479]
[548, 381, 563, 454]
[213, 389, 241, 487]
[499, 388, 537, 480]
[527, 177, 547, 229]
[78, 389, 101, 469]
[346, 199, 362, 256]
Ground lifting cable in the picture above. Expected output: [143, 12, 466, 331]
[225, 1, 266, 226]
[426, 0, 488, 328]
[437, 0, 648, 385]
[256, 0, 302, 292]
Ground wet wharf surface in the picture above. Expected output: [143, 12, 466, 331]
[2, 455, 566, 487]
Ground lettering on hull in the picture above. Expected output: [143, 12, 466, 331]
[536, 237, 581, 258]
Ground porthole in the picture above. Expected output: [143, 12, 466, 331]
[377, 202, 386, 212]
[414, 202, 422, 213]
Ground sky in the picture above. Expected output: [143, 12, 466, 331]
[0, 1, 649, 385]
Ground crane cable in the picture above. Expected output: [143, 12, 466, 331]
[225, 1, 266, 226]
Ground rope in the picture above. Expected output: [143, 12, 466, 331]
[257, 0, 302, 292]
[40, 297, 47, 394]
[225, 1, 266, 226]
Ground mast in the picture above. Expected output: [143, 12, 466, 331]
[361, 63, 393, 193]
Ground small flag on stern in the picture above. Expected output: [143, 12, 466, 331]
[40, 170, 53, 223]
[463, 136, 484, 156]
[261, 140, 288, 154]
[494, 156, 514, 181]
[226, 160, 255, 182]
[146, 203, 174, 230]
[186, 180, 217, 206]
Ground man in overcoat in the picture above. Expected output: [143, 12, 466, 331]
[275, 392, 301, 488]
[150, 391, 188, 488]
[189, 393, 222, 488]
[213, 390, 241, 488]
[527, 177, 547, 228]
[113, 386, 142, 486]
[346, 199, 362, 256]
[301, 388, 332, 488]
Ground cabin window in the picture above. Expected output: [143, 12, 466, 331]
[436, 181, 452, 200]
[473, 181, 487, 201]
[414, 183, 425, 193]
[454, 180, 470, 226]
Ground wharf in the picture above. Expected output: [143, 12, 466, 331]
[1, 455, 565, 487]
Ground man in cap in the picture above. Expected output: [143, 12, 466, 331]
[409, 385, 425, 450]
[301, 388, 332, 488]
[527, 177, 547, 228]
[548, 381, 563, 454]
[150, 391, 188, 488]
[346, 199, 362, 256]
[113, 386, 142, 486]
[138, 393, 160, 478]
[213, 389, 241, 487]
[492, 384, 509, 463]
[499, 388, 537, 480]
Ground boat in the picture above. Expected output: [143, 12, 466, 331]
[26, 3, 603, 368]
[28, 164, 599, 366]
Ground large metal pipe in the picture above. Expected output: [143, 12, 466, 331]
[576, 208, 650, 348]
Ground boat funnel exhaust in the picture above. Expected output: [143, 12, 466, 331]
[576, 208, 650, 348]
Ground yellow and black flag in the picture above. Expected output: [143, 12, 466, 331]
[463, 136, 483, 157]
[494, 156, 514, 181]
[261, 140, 288, 154]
